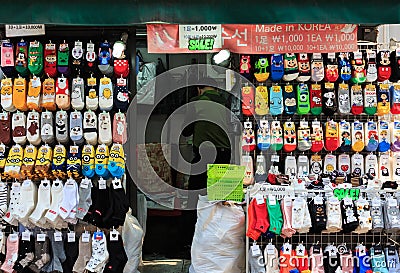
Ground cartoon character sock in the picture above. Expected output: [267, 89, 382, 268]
[310, 83, 322, 115]
[41, 78, 56, 111]
[27, 76, 41, 111]
[108, 143, 125, 178]
[67, 146, 82, 179]
[297, 120, 311, 151]
[243, 86, 256, 117]
[297, 155, 309, 178]
[377, 50, 391, 82]
[85, 42, 97, 73]
[285, 155, 297, 176]
[270, 121, 283, 151]
[379, 153, 391, 182]
[338, 52, 352, 82]
[241, 155, 254, 185]
[377, 83, 391, 116]
[365, 154, 378, 178]
[257, 119, 270, 151]
[21, 145, 37, 178]
[324, 154, 337, 174]
[41, 111, 54, 144]
[255, 85, 268, 116]
[81, 144, 95, 178]
[270, 54, 284, 82]
[392, 153, 400, 181]
[242, 121, 256, 152]
[52, 144, 66, 178]
[27, 111, 41, 146]
[55, 110, 69, 145]
[13, 77, 28, 111]
[365, 121, 379, 152]
[15, 40, 29, 77]
[253, 55, 269, 82]
[311, 121, 324, 152]
[35, 145, 53, 176]
[27, 41, 43, 76]
[239, 55, 251, 77]
[297, 53, 311, 82]
[71, 41, 84, 77]
[269, 85, 283, 115]
[364, 84, 377, 115]
[338, 154, 351, 176]
[1, 41, 15, 77]
[323, 82, 337, 115]
[5, 145, 23, 179]
[366, 50, 378, 82]
[339, 120, 351, 152]
[44, 42, 57, 78]
[98, 112, 112, 146]
[55, 77, 70, 110]
[351, 153, 364, 178]
[391, 120, 400, 152]
[325, 52, 339, 82]
[378, 120, 391, 152]
[1, 78, 15, 112]
[283, 121, 296, 153]
[86, 77, 99, 111]
[297, 83, 310, 115]
[283, 84, 296, 115]
[0, 112, 11, 145]
[311, 53, 324, 82]
[325, 120, 339, 152]
[98, 41, 113, 77]
[351, 84, 364, 115]
[12, 112, 27, 145]
[112, 112, 127, 145]
[283, 53, 299, 82]
[351, 51, 366, 84]
[338, 83, 351, 114]
[254, 155, 267, 183]
[391, 83, 400, 114]
[113, 78, 129, 112]
[57, 43, 70, 76]
[71, 77, 85, 110]
[70, 111, 84, 145]
[99, 77, 113, 111]
[84, 111, 98, 145]
[352, 121, 365, 152]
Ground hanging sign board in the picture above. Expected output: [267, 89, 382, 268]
[179, 24, 222, 50]
[5, 24, 45, 37]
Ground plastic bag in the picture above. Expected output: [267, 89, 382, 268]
[189, 195, 245, 273]
[122, 208, 144, 273]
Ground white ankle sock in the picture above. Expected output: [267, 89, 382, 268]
[29, 179, 51, 227]
[15, 179, 37, 227]
[45, 180, 64, 227]
[59, 178, 79, 223]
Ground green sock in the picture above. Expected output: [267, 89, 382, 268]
[27, 41, 43, 76]
[297, 83, 310, 115]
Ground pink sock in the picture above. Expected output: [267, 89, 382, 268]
[280, 197, 296, 238]
[310, 246, 324, 273]
[1, 234, 19, 273]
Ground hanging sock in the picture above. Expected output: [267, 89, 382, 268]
[377, 83, 391, 116]
[325, 52, 339, 82]
[385, 245, 400, 273]
[255, 85, 269, 116]
[391, 83, 400, 114]
[351, 153, 364, 179]
[27, 76, 42, 111]
[241, 155, 254, 186]
[352, 121, 365, 152]
[365, 154, 378, 178]
[297, 121, 311, 151]
[392, 120, 400, 152]
[351, 84, 364, 115]
[364, 120, 379, 152]
[255, 155, 267, 183]
[340, 197, 359, 233]
[364, 83, 377, 115]
[41, 77, 56, 111]
[86, 76, 98, 111]
[270, 121, 283, 151]
[325, 120, 339, 152]
[248, 246, 266, 273]
[309, 154, 323, 177]
[55, 77, 70, 110]
[257, 119, 270, 151]
[339, 120, 351, 152]
[267, 196, 283, 235]
[296, 53, 311, 82]
[283, 53, 299, 82]
[283, 84, 296, 115]
[322, 82, 337, 115]
[242, 85, 255, 116]
[15, 40, 29, 76]
[338, 83, 351, 114]
[377, 50, 391, 82]
[310, 121, 324, 152]
[280, 197, 296, 239]
[71, 77, 85, 111]
[283, 121, 296, 153]
[378, 119, 391, 152]
[338, 154, 351, 176]
[311, 53, 324, 82]
[296, 83, 310, 115]
[27, 40, 44, 76]
[351, 51, 366, 84]
[269, 85, 283, 115]
[310, 83, 322, 115]
[379, 153, 392, 183]
[98, 112, 112, 146]
[1, 78, 16, 112]
[270, 54, 284, 82]
[44, 42, 57, 78]
[366, 50, 378, 83]
[338, 52, 351, 82]
[112, 112, 127, 145]
[13, 77, 28, 111]
[242, 121, 256, 152]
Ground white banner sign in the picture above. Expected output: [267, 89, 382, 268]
[6, 24, 45, 37]
[251, 185, 295, 200]
[179, 24, 222, 50]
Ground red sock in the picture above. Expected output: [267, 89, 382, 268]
[246, 199, 262, 241]
[44, 43, 57, 78]
[351, 85, 363, 115]
[242, 86, 255, 116]
[391, 84, 400, 114]
[254, 200, 269, 233]
[311, 121, 324, 152]
[242, 122, 256, 152]
[310, 84, 322, 115]
[325, 120, 339, 151]
[283, 121, 297, 152]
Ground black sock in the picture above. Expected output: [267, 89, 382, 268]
[13, 236, 35, 273]
[341, 199, 359, 232]
[62, 236, 79, 273]
[104, 235, 128, 273]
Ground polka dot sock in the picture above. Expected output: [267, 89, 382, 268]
[114, 80, 129, 112]
[3, 182, 21, 226]
[15, 180, 37, 227]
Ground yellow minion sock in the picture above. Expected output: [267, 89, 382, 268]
[108, 143, 125, 178]
[35, 145, 53, 178]
[12, 77, 28, 111]
[27, 76, 42, 111]
[41, 78, 56, 111]
[21, 145, 37, 179]
[82, 144, 95, 178]
[0, 144, 7, 170]
[52, 144, 67, 179]
[4, 144, 24, 179]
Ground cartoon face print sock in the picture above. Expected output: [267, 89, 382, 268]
[71, 41, 85, 76]
[1, 78, 15, 112]
[0, 112, 11, 145]
[21, 145, 38, 177]
[55, 77, 70, 110]
[379, 153, 391, 182]
[15, 40, 29, 77]
[391, 83, 400, 115]
[338, 83, 351, 114]
[57, 43, 70, 76]
[324, 154, 337, 174]
[242, 121, 256, 152]
[297, 83, 310, 115]
[44, 42, 57, 78]
[112, 112, 127, 145]
[99, 77, 113, 111]
[269, 85, 283, 115]
[55, 110, 69, 145]
[27, 111, 41, 146]
[41, 78, 56, 111]
[52, 144, 66, 178]
[270, 121, 283, 151]
[13, 77, 28, 111]
[27, 76, 42, 111]
[352, 121, 365, 152]
[365, 154, 378, 178]
[310, 83, 322, 115]
[379, 119, 391, 152]
[108, 143, 126, 178]
[392, 153, 400, 181]
[325, 52, 339, 82]
[85, 42, 97, 72]
[98, 112, 112, 146]
[283, 121, 296, 152]
[241, 155, 254, 185]
[365, 120, 379, 152]
[311, 120, 324, 152]
[351, 51, 366, 84]
[113, 78, 130, 112]
[255, 155, 267, 183]
[377, 50, 391, 82]
[81, 144, 95, 178]
[255, 85, 268, 116]
[338, 154, 351, 176]
[391, 120, 400, 152]
[325, 120, 339, 152]
[86, 76, 98, 110]
[323, 82, 337, 115]
[1, 41, 15, 77]
[310, 154, 323, 177]
[351, 84, 364, 115]
[71, 77, 85, 110]
[339, 120, 351, 152]
[270, 54, 284, 82]
[351, 153, 364, 178]
[35, 144, 53, 175]
[67, 146, 82, 178]
[311, 53, 324, 82]
[283, 84, 296, 115]
[84, 111, 98, 145]
[283, 53, 299, 81]
[27, 40, 43, 76]
[257, 119, 270, 151]
[41, 111, 54, 144]
[297, 120, 311, 151]
[285, 155, 297, 176]
[70, 111, 84, 145]
[297, 53, 311, 82]
[338, 52, 352, 82]
[364, 83, 377, 115]
[254, 56, 268, 82]
[297, 155, 309, 178]
[12, 112, 27, 145]
[239, 55, 251, 76]
[366, 50, 378, 82]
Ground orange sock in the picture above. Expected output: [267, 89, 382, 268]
[27, 76, 42, 111]
[12, 77, 28, 111]
[41, 78, 56, 111]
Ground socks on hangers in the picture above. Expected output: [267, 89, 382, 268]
[310, 121, 324, 152]
[364, 83, 377, 115]
[242, 121, 256, 152]
[379, 119, 391, 152]
[257, 119, 270, 151]
[270, 121, 283, 151]
[339, 120, 351, 152]
[283, 121, 296, 153]
[325, 120, 339, 152]
[297, 121, 311, 151]
[365, 120, 379, 152]
[310, 83, 322, 115]
[283, 84, 296, 115]
[255, 85, 269, 116]
[377, 83, 390, 116]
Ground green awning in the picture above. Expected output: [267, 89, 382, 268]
[1, 0, 400, 25]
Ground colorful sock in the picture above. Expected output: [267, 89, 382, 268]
[114, 59, 129, 78]
[364, 83, 377, 115]
[246, 199, 262, 240]
[390, 49, 400, 82]
[297, 155, 309, 179]
[241, 155, 253, 185]
[1, 78, 16, 112]
[82, 144, 95, 178]
[57, 43, 70, 76]
[365, 121, 379, 152]
[257, 119, 270, 151]
[27, 111, 41, 146]
[351, 153, 364, 178]
[27, 76, 41, 111]
[325, 52, 339, 82]
[44, 42, 57, 78]
[239, 55, 251, 76]
[56, 77, 70, 110]
[283, 84, 296, 115]
[84, 111, 98, 145]
[339, 120, 351, 152]
[351, 51, 366, 84]
[1, 41, 15, 77]
[297, 53, 311, 82]
[15, 40, 29, 77]
[297, 120, 311, 151]
[99, 77, 113, 111]
[324, 154, 337, 174]
[67, 146, 82, 179]
[98, 41, 113, 77]
[85, 232, 109, 273]
[4, 146, 23, 179]
[311, 53, 324, 82]
[391, 83, 400, 114]
[338, 52, 351, 81]
[52, 144, 66, 178]
[379, 120, 391, 152]
[270, 121, 283, 151]
[55, 110, 69, 145]
[35, 145, 53, 176]
[71, 41, 84, 77]
[285, 155, 297, 176]
[379, 153, 391, 182]
[255, 155, 267, 183]
[13, 77, 28, 111]
[98, 112, 112, 146]
[113, 79, 129, 112]
[95, 144, 110, 178]
[1, 234, 19, 273]
[297, 83, 310, 115]
[254, 56, 269, 82]
[366, 50, 378, 82]
[352, 121, 365, 152]
[28, 41, 43, 76]
[70, 111, 84, 145]
[391, 120, 400, 152]
[323, 82, 337, 115]
[392, 153, 400, 181]
[283, 121, 296, 152]
[280, 197, 296, 238]
[71, 77, 85, 111]
[12, 112, 27, 145]
[365, 154, 378, 178]
[85, 42, 97, 72]
[351, 84, 364, 115]
[242, 121, 256, 152]
[269, 85, 283, 115]
[41, 78, 56, 111]
[338, 154, 351, 175]
[311, 121, 324, 152]
[86, 77, 98, 111]
[108, 143, 125, 178]
[0, 112, 11, 145]
[255, 85, 268, 115]
[267, 196, 283, 235]
[310, 83, 322, 115]
[283, 53, 299, 82]
[270, 54, 284, 82]
[41, 111, 54, 144]
[338, 83, 351, 114]
[21, 145, 37, 178]
[377, 50, 391, 82]
[325, 120, 339, 152]
[112, 112, 127, 145]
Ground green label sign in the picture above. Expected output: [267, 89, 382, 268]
[188, 38, 215, 51]
[333, 188, 360, 201]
